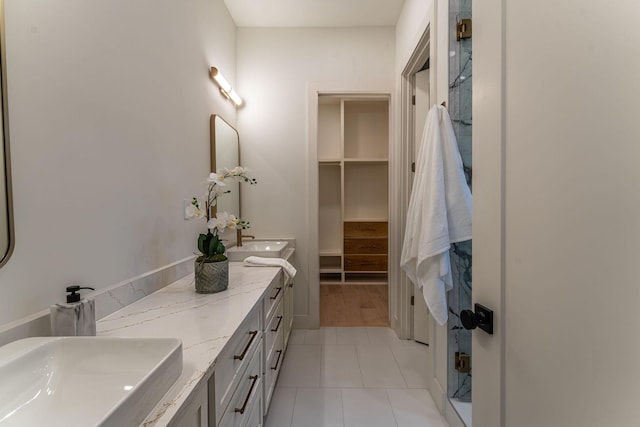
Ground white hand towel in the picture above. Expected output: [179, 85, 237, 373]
[243, 256, 297, 284]
[400, 104, 472, 325]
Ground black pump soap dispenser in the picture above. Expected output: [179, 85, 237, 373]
[50, 285, 96, 336]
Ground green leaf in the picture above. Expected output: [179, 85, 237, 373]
[207, 235, 218, 256]
[197, 234, 208, 255]
[216, 241, 226, 254]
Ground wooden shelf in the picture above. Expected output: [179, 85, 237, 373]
[320, 272, 342, 285]
[343, 218, 388, 222]
[320, 254, 342, 271]
[343, 158, 388, 163]
[320, 268, 343, 274]
[319, 250, 342, 256]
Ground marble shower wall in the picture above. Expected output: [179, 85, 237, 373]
[447, 0, 473, 403]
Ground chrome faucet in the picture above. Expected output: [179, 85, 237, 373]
[236, 229, 255, 247]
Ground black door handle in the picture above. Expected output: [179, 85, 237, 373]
[460, 303, 494, 335]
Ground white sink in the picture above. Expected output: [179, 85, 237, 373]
[226, 240, 289, 261]
[0, 337, 182, 427]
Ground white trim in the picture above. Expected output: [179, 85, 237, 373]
[305, 82, 394, 329]
[430, 375, 447, 414]
[396, 26, 431, 341]
[445, 399, 469, 427]
[472, 0, 506, 425]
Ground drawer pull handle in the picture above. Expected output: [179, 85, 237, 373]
[271, 350, 283, 371]
[270, 287, 282, 300]
[234, 374, 259, 414]
[234, 330, 258, 361]
[271, 316, 283, 332]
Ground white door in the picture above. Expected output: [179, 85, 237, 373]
[474, 2, 640, 426]
[412, 68, 431, 345]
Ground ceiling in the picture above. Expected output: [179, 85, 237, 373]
[223, 0, 406, 27]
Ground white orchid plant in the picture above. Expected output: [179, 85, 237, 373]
[186, 167, 257, 262]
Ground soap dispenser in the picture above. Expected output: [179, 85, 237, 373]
[50, 285, 96, 336]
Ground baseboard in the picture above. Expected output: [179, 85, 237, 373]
[445, 399, 468, 427]
[430, 376, 447, 414]
[292, 314, 319, 329]
[0, 255, 196, 347]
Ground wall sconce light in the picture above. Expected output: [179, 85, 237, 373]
[210, 67, 243, 107]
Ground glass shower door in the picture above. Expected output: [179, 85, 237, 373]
[447, 0, 473, 425]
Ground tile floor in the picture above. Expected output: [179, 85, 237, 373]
[265, 327, 449, 427]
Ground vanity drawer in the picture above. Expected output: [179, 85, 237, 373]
[214, 307, 262, 425]
[264, 298, 284, 361]
[344, 238, 388, 254]
[219, 342, 263, 427]
[264, 328, 284, 414]
[244, 388, 263, 427]
[344, 221, 388, 238]
[263, 272, 284, 323]
[344, 255, 388, 272]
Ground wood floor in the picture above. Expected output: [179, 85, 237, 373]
[320, 284, 389, 327]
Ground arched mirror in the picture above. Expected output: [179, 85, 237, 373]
[0, 0, 14, 268]
[210, 115, 240, 218]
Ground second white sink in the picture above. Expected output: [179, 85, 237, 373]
[0, 336, 182, 427]
[226, 240, 289, 261]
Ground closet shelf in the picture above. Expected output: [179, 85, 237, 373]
[320, 268, 343, 274]
[343, 158, 388, 163]
[319, 250, 342, 256]
[343, 218, 388, 222]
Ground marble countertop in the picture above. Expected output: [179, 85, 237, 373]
[97, 261, 284, 426]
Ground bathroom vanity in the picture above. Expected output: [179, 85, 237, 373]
[97, 246, 295, 427]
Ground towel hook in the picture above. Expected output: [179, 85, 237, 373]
[441, 101, 447, 108]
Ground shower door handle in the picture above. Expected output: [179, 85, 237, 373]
[460, 303, 494, 335]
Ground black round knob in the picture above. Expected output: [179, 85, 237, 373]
[460, 309, 478, 330]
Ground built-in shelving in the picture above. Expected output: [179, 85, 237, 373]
[317, 95, 389, 285]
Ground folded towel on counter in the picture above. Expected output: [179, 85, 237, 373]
[243, 256, 297, 283]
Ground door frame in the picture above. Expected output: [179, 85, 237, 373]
[305, 83, 394, 330]
[398, 23, 457, 422]
[471, 0, 505, 425]
[396, 27, 431, 341]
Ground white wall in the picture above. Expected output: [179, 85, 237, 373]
[236, 27, 395, 327]
[0, 0, 237, 327]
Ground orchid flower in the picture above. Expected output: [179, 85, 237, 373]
[190, 166, 257, 259]
[207, 172, 226, 186]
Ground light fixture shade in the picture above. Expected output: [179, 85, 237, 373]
[210, 67, 232, 93]
[227, 90, 243, 107]
[210, 66, 242, 107]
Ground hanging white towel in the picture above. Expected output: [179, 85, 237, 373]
[400, 104, 472, 326]
[243, 256, 297, 284]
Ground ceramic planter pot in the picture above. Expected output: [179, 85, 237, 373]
[194, 259, 229, 294]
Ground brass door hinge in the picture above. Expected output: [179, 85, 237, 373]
[457, 19, 472, 41]
[455, 352, 471, 373]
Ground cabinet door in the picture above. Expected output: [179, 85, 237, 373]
[171, 383, 208, 427]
